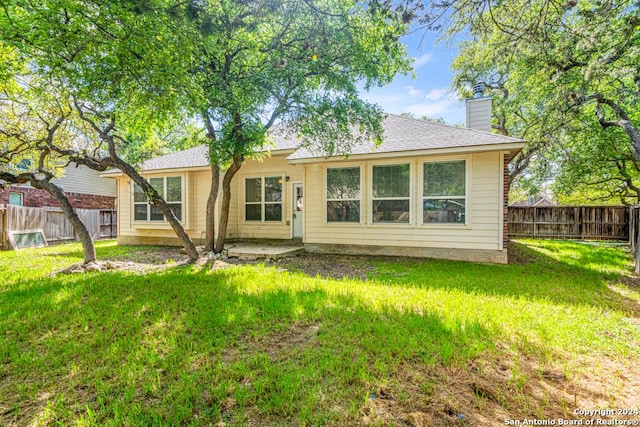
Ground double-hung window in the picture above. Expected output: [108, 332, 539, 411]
[423, 160, 466, 224]
[133, 176, 182, 221]
[372, 164, 410, 223]
[245, 176, 282, 221]
[326, 167, 361, 222]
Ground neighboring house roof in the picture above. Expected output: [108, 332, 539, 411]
[108, 113, 524, 174]
[2, 165, 116, 197]
[511, 195, 556, 207]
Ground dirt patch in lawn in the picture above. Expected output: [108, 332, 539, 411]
[52, 246, 381, 279]
[274, 253, 379, 280]
[55, 241, 538, 278]
[360, 354, 640, 426]
[221, 321, 322, 365]
[214, 322, 640, 426]
[53, 246, 193, 275]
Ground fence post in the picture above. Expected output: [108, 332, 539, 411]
[635, 206, 640, 258]
[581, 206, 585, 240]
[0, 208, 6, 250]
[532, 206, 537, 238]
[630, 206, 635, 251]
[636, 209, 640, 274]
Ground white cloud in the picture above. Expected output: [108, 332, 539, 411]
[424, 88, 448, 101]
[412, 53, 433, 69]
[405, 98, 459, 118]
[405, 85, 424, 97]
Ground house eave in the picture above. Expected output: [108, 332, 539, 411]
[100, 148, 297, 177]
[286, 142, 526, 164]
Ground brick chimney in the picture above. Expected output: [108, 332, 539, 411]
[465, 83, 492, 133]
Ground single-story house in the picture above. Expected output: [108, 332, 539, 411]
[102, 96, 524, 263]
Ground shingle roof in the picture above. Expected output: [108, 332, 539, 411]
[137, 124, 297, 171]
[287, 113, 523, 160]
[140, 145, 210, 170]
[135, 114, 523, 171]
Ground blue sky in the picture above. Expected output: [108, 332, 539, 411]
[362, 30, 466, 125]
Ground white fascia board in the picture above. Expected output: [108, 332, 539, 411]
[99, 149, 297, 177]
[286, 142, 526, 164]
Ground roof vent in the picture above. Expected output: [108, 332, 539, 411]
[472, 82, 486, 98]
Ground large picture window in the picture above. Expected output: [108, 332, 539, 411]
[372, 164, 410, 223]
[423, 160, 466, 224]
[326, 167, 360, 222]
[133, 176, 182, 221]
[245, 176, 282, 221]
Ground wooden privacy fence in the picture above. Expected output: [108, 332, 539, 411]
[0, 205, 117, 249]
[508, 206, 629, 241]
[0, 208, 5, 250]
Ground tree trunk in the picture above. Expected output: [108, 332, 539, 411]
[0, 172, 97, 264]
[214, 154, 243, 253]
[205, 164, 220, 252]
[37, 180, 97, 264]
[113, 156, 200, 262]
[68, 107, 200, 262]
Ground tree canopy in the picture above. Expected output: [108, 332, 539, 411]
[0, 0, 413, 256]
[441, 0, 640, 204]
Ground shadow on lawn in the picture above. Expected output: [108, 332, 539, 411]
[361, 240, 640, 317]
[2, 266, 494, 425]
[3, 258, 639, 426]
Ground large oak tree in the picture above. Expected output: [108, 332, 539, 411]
[1, 0, 412, 256]
[183, 0, 412, 252]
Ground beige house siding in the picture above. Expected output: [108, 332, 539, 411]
[233, 153, 303, 240]
[117, 170, 208, 245]
[114, 150, 507, 262]
[302, 151, 503, 251]
[116, 154, 303, 245]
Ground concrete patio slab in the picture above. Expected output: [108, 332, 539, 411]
[225, 243, 304, 260]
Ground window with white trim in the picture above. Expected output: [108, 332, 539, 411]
[245, 176, 282, 221]
[133, 176, 182, 221]
[423, 160, 466, 224]
[372, 163, 410, 223]
[8, 192, 23, 206]
[326, 167, 360, 222]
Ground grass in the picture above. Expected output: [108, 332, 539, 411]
[1, 239, 639, 425]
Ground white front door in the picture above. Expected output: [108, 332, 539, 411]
[292, 183, 303, 238]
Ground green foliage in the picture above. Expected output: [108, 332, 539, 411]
[551, 116, 640, 205]
[0, 0, 199, 133]
[446, 0, 640, 204]
[185, 0, 411, 161]
[400, 112, 450, 125]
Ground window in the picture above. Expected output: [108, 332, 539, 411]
[8, 192, 23, 206]
[133, 176, 182, 221]
[245, 176, 282, 221]
[372, 164, 410, 223]
[8, 230, 47, 249]
[423, 160, 466, 224]
[326, 167, 360, 222]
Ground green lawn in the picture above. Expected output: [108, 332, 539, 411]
[1, 240, 639, 426]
